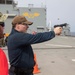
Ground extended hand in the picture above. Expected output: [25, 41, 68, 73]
[54, 27, 62, 35]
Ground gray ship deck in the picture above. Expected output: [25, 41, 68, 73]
[2, 36, 75, 75]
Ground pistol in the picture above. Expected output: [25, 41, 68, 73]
[54, 23, 68, 28]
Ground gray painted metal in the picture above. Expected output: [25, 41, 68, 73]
[0, 1, 71, 35]
[0, 4, 47, 34]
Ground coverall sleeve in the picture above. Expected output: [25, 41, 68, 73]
[14, 31, 55, 45]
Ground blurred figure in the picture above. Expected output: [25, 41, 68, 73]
[0, 22, 8, 75]
[0, 12, 8, 75]
[0, 22, 4, 39]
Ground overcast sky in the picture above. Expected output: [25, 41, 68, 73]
[14, 0, 75, 32]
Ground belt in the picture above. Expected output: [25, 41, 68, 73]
[9, 66, 33, 74]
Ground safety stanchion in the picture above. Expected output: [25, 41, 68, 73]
[33, 53, 40, 74]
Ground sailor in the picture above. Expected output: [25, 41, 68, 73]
[7, 15, 62, 75]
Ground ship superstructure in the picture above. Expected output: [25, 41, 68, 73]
[0, 0, 47, 33]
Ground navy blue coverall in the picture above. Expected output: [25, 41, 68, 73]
[7, 28, 55, 75]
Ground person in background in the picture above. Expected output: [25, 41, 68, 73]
[0, 22, 4, 38]
[0, 22, 8, 75]
[0, 12, 8, 75]
[7, 15, 62, 75]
